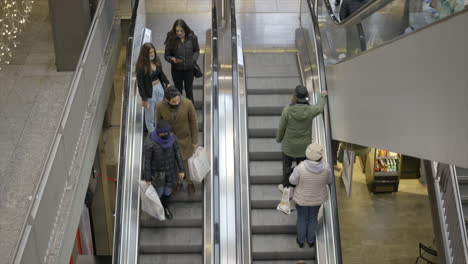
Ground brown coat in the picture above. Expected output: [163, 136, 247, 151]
[156, 98, 198, 160]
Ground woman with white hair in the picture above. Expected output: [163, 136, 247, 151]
[289, 143, 332, 248]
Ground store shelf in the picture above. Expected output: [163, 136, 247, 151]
[376, 156, 399, 159]
[375, 171, 399, 177]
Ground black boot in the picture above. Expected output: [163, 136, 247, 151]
[296, 238, 304, 248]
[161, 195, 173, 220]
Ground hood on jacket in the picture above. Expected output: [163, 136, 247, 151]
[302, 160, 327, 174]
[288, 104, 312, 121]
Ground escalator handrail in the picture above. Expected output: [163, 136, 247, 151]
[319, 0, 395, 27]
[304, 0, 343, 263]
[113, 0, 140, 263]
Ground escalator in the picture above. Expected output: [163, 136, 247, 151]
[457, 167, 468, 235]
[245, 51, 317, 263]
[138, 55, 205, 264]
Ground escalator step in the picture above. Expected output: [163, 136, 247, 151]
[456, 167, 468, 176]
[169, 183, 203, 202]
[247, 94, 291, 116]
[245, 53, 300, 78]
[246, 77, 300, 95]
[253, 261, 316, 264]
[140, 202, 202, 228]
[248, 116, 280, 138]
[139, 254, 202, 264]
[249, 138, 282, 161]
[251, 184, 282, 209]
[140, 227, 203, 254]
[252, 234, 315, 260]
[249, 161, 282, 184]
[251, 209, 296, 234]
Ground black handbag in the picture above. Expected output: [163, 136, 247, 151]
[193, 63, 203, 78]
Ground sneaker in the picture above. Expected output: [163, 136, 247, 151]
[164, 207, 173, 220]
[307, 241, 315, 248]
[278, 184, 284, 193]
[296, 238, 304, 248]
[187, 183, 195, 194]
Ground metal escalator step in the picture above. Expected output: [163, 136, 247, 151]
[140, 202, 202, 228]
[250, 161, 282, 184]
[252, 234, 315, 260]
[458, 184, 468, 199]
[456, 167, 468, 177]
[252, 209, 296, 234]
[254, 261, 316, 264]
[245, 53, 300, 78]
[140, 227, 203, 254]
[249, 138, 282, 161]
[139, 254, 202, 264]
[170, 183, 203, 202]
[251, 184, 281, 209]
[246, 77, 301, 95]
[458, 176, 468, 184]
[247, 94, 290, 116]
[248, 116, 280, 138]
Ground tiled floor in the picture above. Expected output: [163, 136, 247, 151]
[335, 160, 435, 264]
[0, 0, 73, 261]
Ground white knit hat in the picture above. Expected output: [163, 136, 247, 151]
[306, 143, 323, 161]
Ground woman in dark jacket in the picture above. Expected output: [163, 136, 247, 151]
[143, 120, 185, 219]
[137, 42, 170, 133]
[164, 19, 200, 103]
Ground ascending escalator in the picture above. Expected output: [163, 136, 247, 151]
[245, 51, 317, 263]
[139, 55, 205, 264]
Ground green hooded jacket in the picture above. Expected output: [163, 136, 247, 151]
[276, 93, 327, 157]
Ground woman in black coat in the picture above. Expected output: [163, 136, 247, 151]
[143, 120, 185, 219]
[136, 42, 170, 133]
[164, 19, 200, 103]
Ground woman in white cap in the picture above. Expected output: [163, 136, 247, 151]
[289, 143, 332, 248]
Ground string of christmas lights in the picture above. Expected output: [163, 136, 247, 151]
[0, 0, 34, 68]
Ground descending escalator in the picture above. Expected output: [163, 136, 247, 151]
[245, 51, 317, 263]
[138, 55, 205, 264]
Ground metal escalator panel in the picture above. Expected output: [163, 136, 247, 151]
[300, 0, 468, 168]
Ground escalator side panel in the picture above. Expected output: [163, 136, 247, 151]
[327, 10, 468, 168]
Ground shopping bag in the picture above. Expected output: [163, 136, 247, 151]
[188, 146, 210, 182]
[277, 187, 292, 215]
[139, 181, 166, 221]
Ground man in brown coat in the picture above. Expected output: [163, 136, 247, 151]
[157, 87, 199, 194]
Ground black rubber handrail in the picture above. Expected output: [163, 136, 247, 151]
[305, 0, 343, 263]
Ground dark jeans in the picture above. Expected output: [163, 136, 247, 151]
[172, 68, 194, 103]
[296, 204, 321, 244]
[282, 153, 306, 187]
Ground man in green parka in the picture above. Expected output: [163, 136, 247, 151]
[276, 85, 328, 190]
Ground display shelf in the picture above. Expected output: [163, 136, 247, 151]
[365, 148, 401, 193]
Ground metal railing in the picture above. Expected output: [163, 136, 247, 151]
[113, 0, 145, 263]
[429, 162, 468, 263]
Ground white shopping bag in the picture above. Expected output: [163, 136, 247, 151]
[277, 187, 292, 215]
[139, 181, 165, 221]
[188, 146, 210, 182]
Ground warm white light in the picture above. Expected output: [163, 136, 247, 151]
[0, 0, 34, 67]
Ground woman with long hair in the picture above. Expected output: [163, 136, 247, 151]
[136, 42, 170, 133]
[164, 19, 200, 103]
